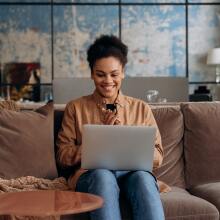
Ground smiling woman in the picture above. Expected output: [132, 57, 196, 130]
[56, 35, 165, 220]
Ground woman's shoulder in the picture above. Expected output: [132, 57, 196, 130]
[123, 95, 150, 109]
[65, 94, 93, 108]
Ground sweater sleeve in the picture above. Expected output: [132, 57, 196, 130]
[56, 102, 81, 168]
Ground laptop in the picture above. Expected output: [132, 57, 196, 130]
[81, 124, 156, 171]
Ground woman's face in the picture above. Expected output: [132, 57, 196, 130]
[91, 56, 125, 103]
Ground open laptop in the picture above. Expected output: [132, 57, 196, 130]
[81, 124, 156, 171]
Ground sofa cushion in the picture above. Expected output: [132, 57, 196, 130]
[161, 187, 219, 220]
[181, 102, 220, 188]
[190, 182, 220, 215]
[151, 106, 185, 188]
[0, 102, 58, 179]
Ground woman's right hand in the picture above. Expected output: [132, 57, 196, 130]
[101, 108, 121, 125]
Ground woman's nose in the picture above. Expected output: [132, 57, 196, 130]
[104, 75, 113, 83]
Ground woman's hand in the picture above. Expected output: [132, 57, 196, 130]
[101, 108, 121, 125]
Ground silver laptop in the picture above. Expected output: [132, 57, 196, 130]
[81, 124, 156, 171]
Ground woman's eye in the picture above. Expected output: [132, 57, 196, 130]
[97, 74, 104, 77]
[112, 74, 118, 77]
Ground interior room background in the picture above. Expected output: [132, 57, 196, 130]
[0, 0, 220, 102]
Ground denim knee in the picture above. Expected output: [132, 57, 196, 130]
[89, 169, 116, 183]
[128, 171, 158, 190]
[84, 169, 119, 192]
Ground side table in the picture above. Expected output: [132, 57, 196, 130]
[0, 190, 103, 217]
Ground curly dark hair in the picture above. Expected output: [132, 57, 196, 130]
[87, 35, 128, 71]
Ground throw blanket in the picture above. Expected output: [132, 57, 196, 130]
[0, 101, 20, 112]
[0, 176, 70, 220]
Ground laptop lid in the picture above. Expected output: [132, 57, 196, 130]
[81, 124, 156, 171]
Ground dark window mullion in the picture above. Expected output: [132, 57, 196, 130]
[51, 0, 54, 81]
[186, 0, 188, 78]
[189, 81, 219, 84]
[119, 0, 121, 39]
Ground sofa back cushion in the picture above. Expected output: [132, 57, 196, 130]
[181, 102, 220, 188]
[152, 105, 185, 188]
[0, 102, 58, 179]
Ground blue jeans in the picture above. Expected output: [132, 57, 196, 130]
[76, 169, 165, 220]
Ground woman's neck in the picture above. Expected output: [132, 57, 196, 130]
[95, 89, 119, 104]
[105, 91, 119, 104]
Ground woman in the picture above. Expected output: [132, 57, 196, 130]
[56, 35, 165, 220]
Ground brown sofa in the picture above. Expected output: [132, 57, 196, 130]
[53, 102, 220, 220]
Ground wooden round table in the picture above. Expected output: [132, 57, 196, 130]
[0, 190, 103, 216]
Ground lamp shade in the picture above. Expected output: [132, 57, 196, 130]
[207, 48, 220, 65]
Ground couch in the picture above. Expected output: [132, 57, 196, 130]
[1, 101, 220, 220]
[53, 102, 220, 220]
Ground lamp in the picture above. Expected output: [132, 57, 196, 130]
[207, 48, 220, 83]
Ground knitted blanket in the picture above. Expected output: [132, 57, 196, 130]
[0, 101, 20, 112]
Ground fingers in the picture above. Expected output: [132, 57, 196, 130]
[114, 119, 121, 125]
[106, 112, 118, 125]
[101, 108, 120, 125]
[101, 108, 116, 115]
